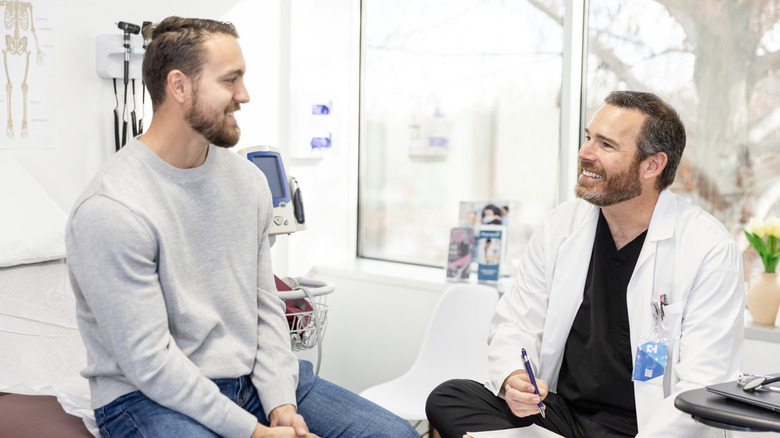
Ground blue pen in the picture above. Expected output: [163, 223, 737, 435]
[521, 348, 546, 418]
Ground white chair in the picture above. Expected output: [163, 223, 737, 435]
[359, 283, 500, 427]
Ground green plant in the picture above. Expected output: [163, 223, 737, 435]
[744, 217, 780, 274]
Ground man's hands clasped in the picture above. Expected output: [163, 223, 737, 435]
[251, 404, 319, 438]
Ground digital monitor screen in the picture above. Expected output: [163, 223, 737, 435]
[252, 155, 284, 198]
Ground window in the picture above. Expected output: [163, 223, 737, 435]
[359, 0, 780, 271]
[358, 0, 565, 266]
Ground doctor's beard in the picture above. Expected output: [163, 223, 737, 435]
[575, 158, 642, 207]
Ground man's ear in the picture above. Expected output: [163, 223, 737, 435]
[166, 70, 190, 104]
[642, 152, 668, 181]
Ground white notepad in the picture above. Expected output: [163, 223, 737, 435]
[466, 424, 564, 437]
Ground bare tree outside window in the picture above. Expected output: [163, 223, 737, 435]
[528, 0, 779, 227]
[582, 0, 780, 276]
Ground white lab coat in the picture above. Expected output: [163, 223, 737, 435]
[486, 190, 745, 437]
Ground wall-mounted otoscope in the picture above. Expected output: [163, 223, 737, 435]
[117, 21, 140, 149]
[117, 22, 140, 85]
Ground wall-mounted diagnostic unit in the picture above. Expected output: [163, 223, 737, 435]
[96, 20, 152, 151]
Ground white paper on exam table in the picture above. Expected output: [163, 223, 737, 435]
[466, 425, 564, 437]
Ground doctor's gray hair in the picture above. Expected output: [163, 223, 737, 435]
[604, 91, 686, 191]
[142, 17, 239, 110]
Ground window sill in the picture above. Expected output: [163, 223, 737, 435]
[310, 258, 513, 293]
[310, 259, 451, 292]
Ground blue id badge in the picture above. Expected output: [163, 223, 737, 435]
[632, 335, 668, 384]
[633, 297, 669, 384]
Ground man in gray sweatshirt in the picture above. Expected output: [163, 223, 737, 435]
[66, 16, 417, 438]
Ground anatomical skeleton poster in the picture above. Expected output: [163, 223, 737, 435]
[0, 0, 55, 148]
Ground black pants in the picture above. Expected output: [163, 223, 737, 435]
[425, 379, 636, 438]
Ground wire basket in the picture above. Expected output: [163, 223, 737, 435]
[278, 278, 334, 352]
[287, 296, 328, 351]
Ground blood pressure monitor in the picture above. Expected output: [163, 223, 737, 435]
[239, 146, 305, 235]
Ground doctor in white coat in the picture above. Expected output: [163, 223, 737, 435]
[426, 91, 745, 438]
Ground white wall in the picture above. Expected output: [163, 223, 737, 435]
[282, 0, 442, 392]
[277, 0, 361, 276]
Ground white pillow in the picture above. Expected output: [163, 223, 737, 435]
[0, 158, 67, 267]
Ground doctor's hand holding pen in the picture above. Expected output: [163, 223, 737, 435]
[503, 369, 549, 418]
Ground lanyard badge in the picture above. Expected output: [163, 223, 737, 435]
[632, 294, 670, 385]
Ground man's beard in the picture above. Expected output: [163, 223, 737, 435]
[575, 157, 642, 207]
[186, 93, 241, 148]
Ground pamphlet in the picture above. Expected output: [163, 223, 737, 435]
[476, 225, 505, 282]
[459, 200, 528, 278]
[446, 227, 474, 280]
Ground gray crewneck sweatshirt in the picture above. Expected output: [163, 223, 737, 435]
[66, 139, 298, 438]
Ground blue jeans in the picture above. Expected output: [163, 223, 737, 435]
[95, 360, 417, 438]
